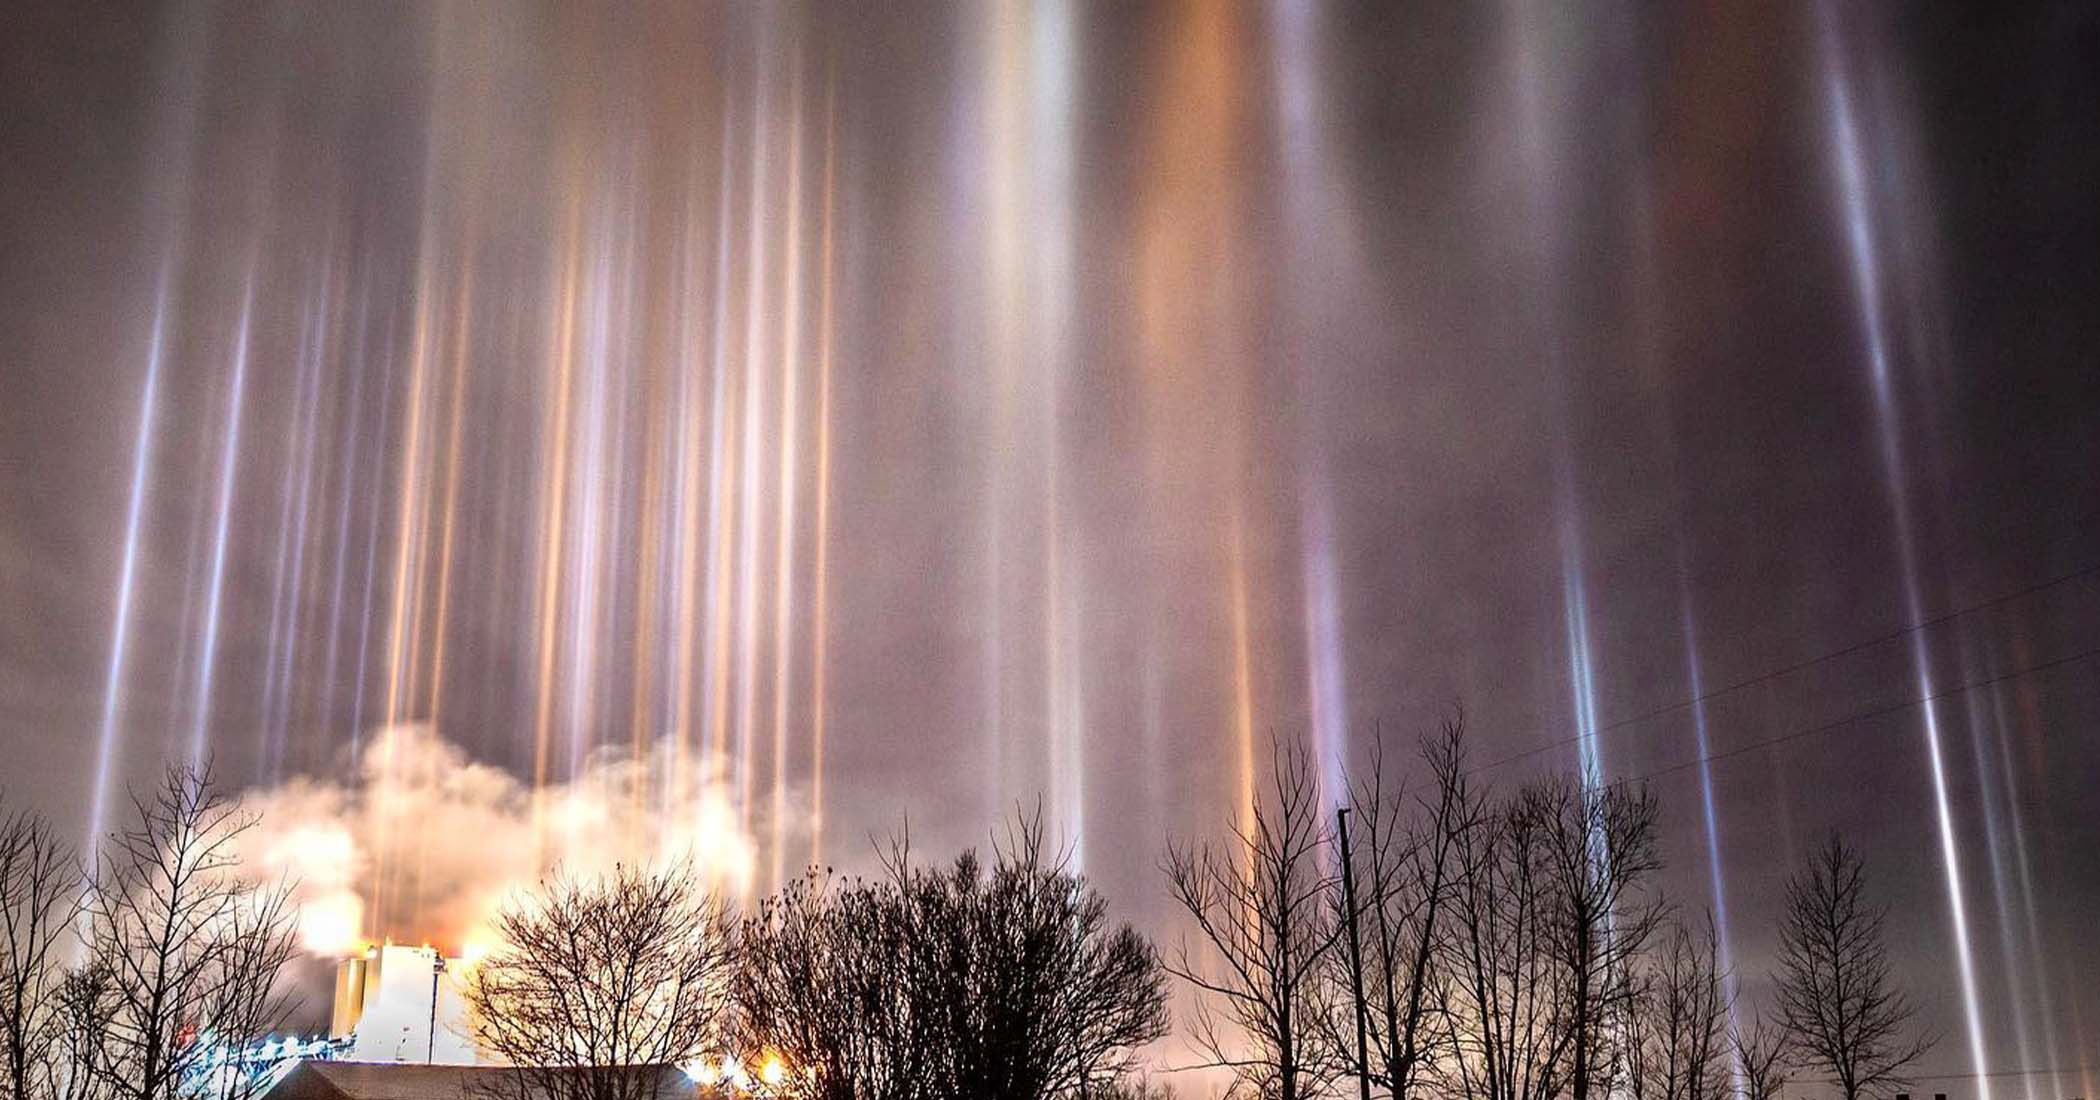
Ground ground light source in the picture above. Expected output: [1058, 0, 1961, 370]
[683, 1052, 798, 1094]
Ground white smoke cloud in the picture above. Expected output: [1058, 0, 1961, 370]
[237, 723, 761, 957]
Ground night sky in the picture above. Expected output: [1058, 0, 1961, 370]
[3, 2, 2098, 1090]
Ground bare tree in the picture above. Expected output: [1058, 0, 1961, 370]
[1529, 777, 1664, 1100]
[734, 867, 881, 1100]
[82, 765, 299, 1100]
[1327, 716, 1478, 1100]
[1773, 834, 1935, 1100]
[1440, 773, 1660, 1100]
[735, 814, 1167, 1100]
[1441, 780, 1570, 1100]
[1165, 740, 1344, 1100]
[0, 801, 83, 1100]
[1731, 1019, 1789, 1100]
[1622, 919, 1731, 1100]
[49, 963, 119, 1100]
[942, 815, 1169, 1098]
[195, 885, 299, 1100]
[464, 861, 734, 1100]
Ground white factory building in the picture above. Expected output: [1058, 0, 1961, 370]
[329, 943, 481, 1065]
[256, 944, 724, 1099]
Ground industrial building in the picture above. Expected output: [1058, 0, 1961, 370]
[329, 943, 481, 1065]
[261, 1061, 720, 1100]
[252, 944, 736, 1098]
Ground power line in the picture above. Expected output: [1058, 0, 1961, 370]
[1618, 641, 2100, 789]
[1470, 559, 2100, 776]
[1794, 1064, 2099, 1084]
[1897, 1064, 2095, 1081]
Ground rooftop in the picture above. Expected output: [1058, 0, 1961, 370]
[261, 1061, 722, 1100]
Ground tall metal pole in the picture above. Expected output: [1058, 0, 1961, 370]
[428, 955, 439, 1063]
[1338, 807, 1373, 1100]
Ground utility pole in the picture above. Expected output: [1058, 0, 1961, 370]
[1337, 807, 1373, 1100]
[428, 955, 439, 1064]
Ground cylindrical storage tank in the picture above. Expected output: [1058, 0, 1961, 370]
[330, 954, 370, 1039]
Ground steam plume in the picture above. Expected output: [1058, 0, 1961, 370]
[237, 723, 762, 957]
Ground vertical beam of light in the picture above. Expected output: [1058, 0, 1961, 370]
[532, 206, 580, 820]
[278, 257, 335, 773]
[633, 250, 669, 832]
[1564, 561, 1615, 988]
[1561, 538, 1604, 788]
[1229, 510, 1257, 852]
[567, 217, 609, 789]
[667, 156, 708, 817]
[257, 287, 311, 777]
[486, 311, 528, 774]
[769, 74, 806, 892]
[1033, 0, 1081, 862]
[375, 178, 442, 926]
[807, 78, 837, 871]
[1678, 598, 1739, 1003]
[703, 104, 739, 788]
[1986, 672, 2069, 1088]
[983, 0, 1024, 820]
[735, 68, 772, 832]
[87, 278, 172, 862]
[89, 6, 200, 865]
[259, 258, 330, 781]
[383, 242, 438, 729]
[1496, 0, 1610, 799]
[1964, 667, 2042, 1100]
[592, 206, 639, 796]
[1046, 515, 1083, 865]
[317, 270, 372, 752]
[295, 261, 351, 761]
[291, 259, 348, 772]
[425, 269, 473, 731]
[1270, 0, 1352, 810]
[1561, 537, 1610, 889]
[188, 275, 256, 768]
[348, 308, 401, 766]
[985, 0, 1082, 856]
[162, 454, 212, 752]
[621, 192, 665, 842]
[1136, 0, 1254, 867]
[1821, 11, 1991, 1089]
[1301, 495, 1348, 810]
[1679, 625, 1747, 1100]
[566, 212, 616, 783]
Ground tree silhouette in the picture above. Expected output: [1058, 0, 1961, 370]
[464, 861, 734, 1100]
[1164, 741, 1344, 1100]
[1324, 716, 1479, 1100]
[79, 765, 298, 1100]
[736, 813, 1166, 1100]
[0, 800, 83, 1100]
[1623, 918, 1732, 1100]
[1773, 834, 1935, 1100]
